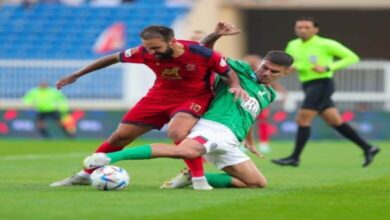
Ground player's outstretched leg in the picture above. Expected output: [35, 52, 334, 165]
[83, 142, 213, 190]
[49, 142, 118, 187]
[50, 124, 151, 187]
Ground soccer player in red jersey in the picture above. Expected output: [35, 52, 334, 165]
[51, 24, 247, 190]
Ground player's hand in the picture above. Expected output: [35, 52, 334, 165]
[312, 64, 328, 73]
[214, 22, 241, 36]
[229, 86, 249, 101]
[56, 74, 79, 89]
[243, 141, 265, 158]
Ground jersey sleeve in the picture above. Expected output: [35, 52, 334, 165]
[119, 46, 145, 63]
[285, 41, 299, 69]
[326, 40, 360, 71]
[208, 51, 230, 75]
[226, 58, 254, 78]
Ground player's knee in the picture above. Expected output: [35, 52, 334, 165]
[175, 148, 201, 159]
[244, 178, 267, 188]
[296, 117, 311, 126]
[257, 179, 268, 188]
[167, 128, 188, 143]
[324, 117, 343, 127]
[325, 120, 337, 126]
[295, 117, 304, 125]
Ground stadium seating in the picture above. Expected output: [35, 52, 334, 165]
[0, 2, 189, 101]
[0, 65, 124, 99]
[0, 2, 189, 59]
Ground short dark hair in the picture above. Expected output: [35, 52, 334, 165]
[296, 16, 319, 28]
[264, 51, 294, 67]
[140, 26, 175, 42]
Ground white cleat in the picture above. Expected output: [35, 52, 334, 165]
[83, 153, 111, 169]
[49, 174, 90, 187]
[160, 168, 192, 189]
[192, 177, 213, 190]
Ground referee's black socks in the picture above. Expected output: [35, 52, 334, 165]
[332, 123, 372, 152]
[291, 126, 311, 159]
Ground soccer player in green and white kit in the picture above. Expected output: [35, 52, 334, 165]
[84, 51, 293, 189]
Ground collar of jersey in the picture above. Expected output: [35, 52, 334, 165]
[249, 70, 260, 83]
[300, 35, 319, 44]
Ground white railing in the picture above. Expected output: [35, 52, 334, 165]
[1, 59, 390, 111]
[0, 59, 155, 110]
[279, 61, 390, 112]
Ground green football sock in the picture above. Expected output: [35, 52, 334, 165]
[107, 145, 152, 163]
[205, 173, 233, 188]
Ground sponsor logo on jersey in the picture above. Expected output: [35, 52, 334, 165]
[185, 64, 196, 71]
[161, 67, 182, 80]
[240, 97, 260, 119]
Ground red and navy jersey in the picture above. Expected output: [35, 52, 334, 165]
[119, 40, 230, 99]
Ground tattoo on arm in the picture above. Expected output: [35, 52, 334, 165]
[200, 33, 221, 49]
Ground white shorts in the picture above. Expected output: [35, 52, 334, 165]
[188, 119, 250, 169]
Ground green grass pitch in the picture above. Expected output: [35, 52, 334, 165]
[0, 139, 389, 220]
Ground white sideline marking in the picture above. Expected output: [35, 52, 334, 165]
[1, 152, 87, 160]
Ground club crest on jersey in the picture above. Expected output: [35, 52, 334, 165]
[185, 64, 196, 71]
[219, 58, 227, 67]
[124, 48, 139, 58]
[162, 67, 182, 80]
[190, 103, 202, 112]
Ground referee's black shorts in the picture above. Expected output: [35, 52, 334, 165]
[301, 78, 335, 112]
[36, 111, 61, 121]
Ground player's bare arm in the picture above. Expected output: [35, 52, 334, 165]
[200, 22, 241, 48]
[56, 53, 120, 89]
[223, 69, 249, 101]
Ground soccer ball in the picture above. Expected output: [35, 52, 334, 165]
[90, 165, 130, 191]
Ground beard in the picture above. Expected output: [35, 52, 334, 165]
[154, 47, 174, 59]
